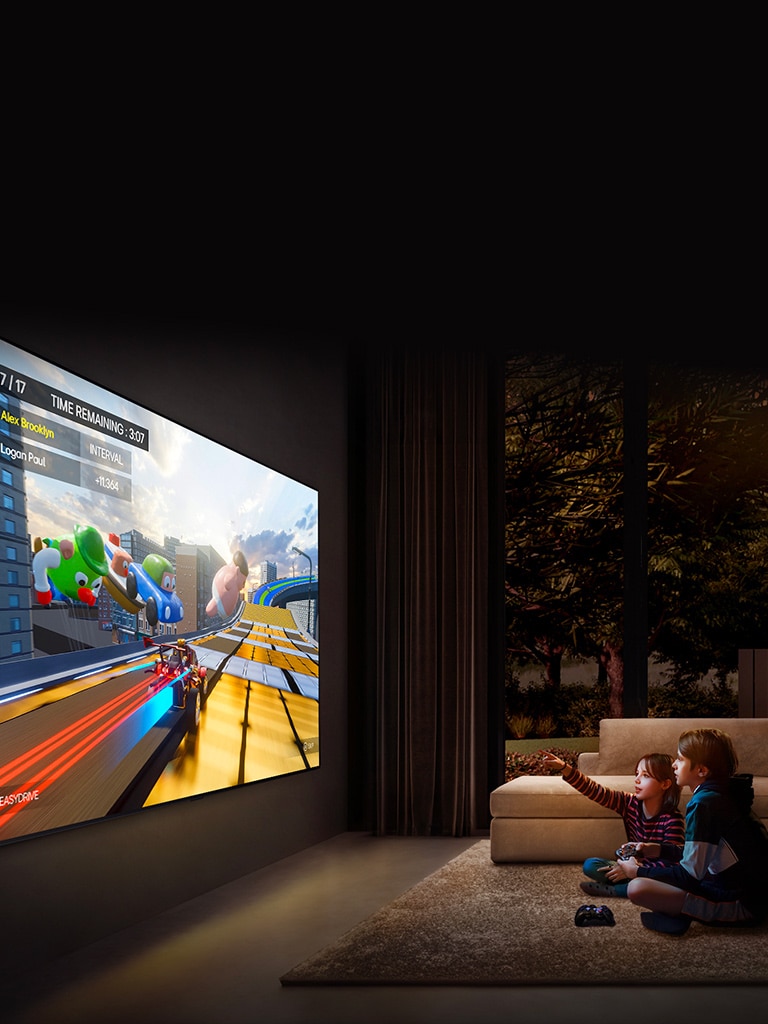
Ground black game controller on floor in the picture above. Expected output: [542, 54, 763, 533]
[575, 904, 616, 927]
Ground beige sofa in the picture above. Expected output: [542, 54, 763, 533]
[490, 717, 768, 863]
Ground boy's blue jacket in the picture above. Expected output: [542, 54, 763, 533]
[637, 774, 768, 917]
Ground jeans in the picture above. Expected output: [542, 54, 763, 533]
[583, 856, 629, 897]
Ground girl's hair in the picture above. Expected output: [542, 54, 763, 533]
[678, 728, 738, 780]
[635, 752, 681, 812]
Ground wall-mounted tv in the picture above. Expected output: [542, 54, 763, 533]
[0, 335, 319, 845]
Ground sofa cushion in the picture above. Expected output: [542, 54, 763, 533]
[490, 775, 643, 819]
[593, 717, 768, 776]
[490, 816, 628, 863]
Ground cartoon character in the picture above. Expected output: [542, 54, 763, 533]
[106, 532, 133, 578]
[206, 550, 248, 618]
[32, 524, 109, 606]
[102, 532, 142, 613]
[126, 552, 184, 627]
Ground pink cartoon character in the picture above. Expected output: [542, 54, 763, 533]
[206, 550, 248, 618]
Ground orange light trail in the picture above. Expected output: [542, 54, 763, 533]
[0, 677, 172, 830]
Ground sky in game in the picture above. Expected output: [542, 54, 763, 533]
[1, 337, 318, 583]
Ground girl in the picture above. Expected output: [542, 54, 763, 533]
[622, 728, 768, 934]
[540, 750, 684, 898]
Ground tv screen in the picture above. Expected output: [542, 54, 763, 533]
[0, 335, 319, 845]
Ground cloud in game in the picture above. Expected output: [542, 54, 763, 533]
[293, 502, 318, 534]
[231, 528, 317, 578]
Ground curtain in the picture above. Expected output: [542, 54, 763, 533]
[363, 346, 500, 836]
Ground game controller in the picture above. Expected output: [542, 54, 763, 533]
[615, 842, 641, 860]
[574, 904, 616, 927]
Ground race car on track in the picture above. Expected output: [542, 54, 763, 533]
[143, 637, 207, 727]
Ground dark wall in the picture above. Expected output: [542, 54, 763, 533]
[0, 304, 351, 975]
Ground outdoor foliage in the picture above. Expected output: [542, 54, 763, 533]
[646, 677, 737, 718]
[504, 354, 625, 709]
[505, 674, 611, 738]
[505, 354, 768, 731]
[505, 746, 579, 783]
[504, 671, 738, 742]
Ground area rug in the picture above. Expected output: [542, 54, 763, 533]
[280, 840, 768, 986]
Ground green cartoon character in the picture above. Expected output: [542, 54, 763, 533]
[32, 524, 109, 606]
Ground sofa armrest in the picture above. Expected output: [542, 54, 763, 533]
[578, 751, 600, 773]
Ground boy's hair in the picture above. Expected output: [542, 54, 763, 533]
[635, 752, 681, 812]
[677, 728, 738, 780]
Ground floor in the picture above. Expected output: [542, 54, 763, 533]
[0, 832, 764, 1024]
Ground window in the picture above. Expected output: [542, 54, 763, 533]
[5, 546, 17, 560]
[504, 355, 748, 744]
[10, 617, 20, 632]
[4, 519, 15, 535]
[3, 494, 13, 510]
[7, 570, 18, 584]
